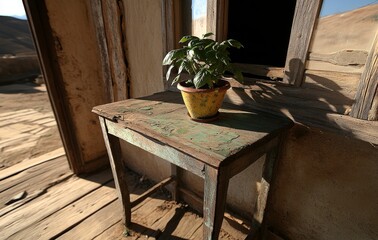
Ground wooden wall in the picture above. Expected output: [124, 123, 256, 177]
[121, 0, 165, 98]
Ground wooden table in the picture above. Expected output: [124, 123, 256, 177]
[92, 91, 293, 240]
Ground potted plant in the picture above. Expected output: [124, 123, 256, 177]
[162, 32, 244, 122]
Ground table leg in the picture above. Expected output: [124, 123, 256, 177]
[170, 164, 179, 202]
[99, 117, 131, 227]
[203, 165, 229, 240]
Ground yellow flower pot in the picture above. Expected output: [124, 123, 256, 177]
[177, 80, 231, 122]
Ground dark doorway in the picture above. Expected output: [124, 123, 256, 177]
[227, 1, 297, 67]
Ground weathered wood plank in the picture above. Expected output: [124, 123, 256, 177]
[131, 176, 175, 208]
[234, 64, 285, 80]
[88, 0, 114, 102]
[167, 209, 204, 239]
[192, 211, 250, 240]
[0, 169, 113, 239]
[60, 164, 170, 239]
[350, 32, 378, 120]
[369, 90, 378, 120]
[101, 0, 129, 101]
[141, 202, 184, 239]
[283, 0, 323, 86]
[99, 117, 131, 226]
[203, 166, 229, 239]
[0, 155, 70, 207]
[122, 197, 176, 239]
[96, 91, 292, 169]
[122, 0, 165, 97]
[57, 199, 121, 240]
[309, 50, 368, 66]
[107, 122, 205, 177]
[225, 86, 378, 145]
[9, 182, 118, 240]
[0, 173, 73, 217]
[230, 69, 359, 115]
[92, 197, 167, 240]
[23, 0, 86, 174]
[0, 147, 65, 181]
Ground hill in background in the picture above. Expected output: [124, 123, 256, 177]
[0, 16, 36, 56]
[0, 16, 40, 84]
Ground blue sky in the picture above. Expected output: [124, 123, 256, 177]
[0, 0, 376, 19]
[320, 0, 377, 16]
[0, 0, 26, 19]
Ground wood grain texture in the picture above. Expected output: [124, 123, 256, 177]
[0, 155, 70, 208]
[309, 50, 368, 67]
[99, 117, 131, 226]
[350, 32, 378, 120]
[10, 182, 117, 240]
[0, 147, 65, 181]
[88, 0, 114, 102]
[0, 155, 251, 239]
[225, 86, 378, 145]
[283, 0, 323, 86]
[58, 200, 121, 240]
[101, 0, 129, 101]
[0, 169, 113, 239]
[203, 166, 229, 240]
[93, 91, 293, 168]
[22, 0, 83, 173]
[122, 0, 165, 98]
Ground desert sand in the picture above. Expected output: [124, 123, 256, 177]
[0, 82, 63, 169]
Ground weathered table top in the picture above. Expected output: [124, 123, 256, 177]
[92, 91, 293, 168]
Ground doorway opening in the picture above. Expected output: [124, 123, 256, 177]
[0, 3, 64, 170]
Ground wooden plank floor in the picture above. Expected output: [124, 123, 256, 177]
[0, 152, 252, 239]
[0, 84, 253, 239]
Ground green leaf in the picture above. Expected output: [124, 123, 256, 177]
[193, 69, 212, 89]
[227, 39, 244, 49]
[166, 65, 174, 81]
[172, 75, 181, 85]
[179, 35, 199, 43]
[178, 61, 185, 74]
[193, 69, 204, 88]
[162, 50, 175, 65]
[203, 32, 214, 38]
[205, 42, 215, 49]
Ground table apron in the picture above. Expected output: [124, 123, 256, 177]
[105, 119, 206, 178]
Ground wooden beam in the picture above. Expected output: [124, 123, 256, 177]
[350, 31, 378, 120]
[88, 0, 114, 102]
[101, 0, 130, 101]
[162, 0, 176, 90]
[283, 0, 323, 86]
[309, 50, 368, 67]
[22, 0, 84, 173]
[130, 176, 176, 208]
[206, 0, 229, 41]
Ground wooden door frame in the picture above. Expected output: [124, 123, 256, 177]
[22, 0, 85, 173]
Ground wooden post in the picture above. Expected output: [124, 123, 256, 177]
[283, 0, 323, 86]
[350, 31, 378, 120]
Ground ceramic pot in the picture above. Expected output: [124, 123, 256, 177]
[177, 79, 230, 122]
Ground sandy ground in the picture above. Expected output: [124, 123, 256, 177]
[0, 82, 63, 169]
